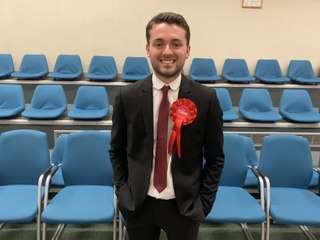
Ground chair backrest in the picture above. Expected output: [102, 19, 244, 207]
[288, 60, 315, 79]
[0, 129, 50, 185]
[189, 58, 218, 77]
[255, 59, 283, 79]
[222, 58, 251, 78]
[239, 88, 275, 112]
[18, 54, 48, 74]
[215, 88, 234, 112]
[279, 89, 314, 113]
[53, 54, 83, 74]
[73, 86, 108, 110]
[241, 136, 258, 167]
[219, 133, 248, 187]
[259, 134, 313, 189]
[88, 56, 117, 76]
[0, 54, 14, 76]
[122, 57, 150, 76]
[61, 131, 113, 186]
[30, 85, 67, 109]
[51, 134, 68, 165]
[0, 84, 25, 109]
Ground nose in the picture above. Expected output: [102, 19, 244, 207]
[163, 44, 173, 55]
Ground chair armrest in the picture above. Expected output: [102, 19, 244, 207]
[43, 165, 61, 209]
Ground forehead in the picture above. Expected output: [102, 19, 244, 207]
[149, 23, 187, 42]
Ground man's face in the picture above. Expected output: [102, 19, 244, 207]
[146, 23, 190, 83]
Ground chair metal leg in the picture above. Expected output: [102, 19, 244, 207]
[299, 225, 317, 240]
[52, 224, 66, 240]
[240, 223, 254, 240]
[0, 223, 5, 230]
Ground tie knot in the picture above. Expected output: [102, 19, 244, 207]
[161, 86, 170, 97]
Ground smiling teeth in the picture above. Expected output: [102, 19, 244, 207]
[162, 60, 174, 63]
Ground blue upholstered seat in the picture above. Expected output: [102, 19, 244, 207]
[206, 133, 266, 240]
[287, 60, 320, 84]
[258, 134, 320, 238]
[255, 59, 290, 84]
[22, 85, 67, 119]
[241, 136, 259, 188]
[0, 129, 50, 237]
[48, 55, 83, 80]
[279, 89, 320, 123]
[68, 86, 109, 120]
[121, 57, 151, 81]
[222, 59, 255, 83]
[239, 88, 282, 122]
[86, 56, 118, 81]
[0, 84, 25, 118]
[0, 54, 14, 78]
[189, 58, 220, 82]
[41, 131, 116, 240]
[11, 54, 48, 79]
[215, 88, 239, 121]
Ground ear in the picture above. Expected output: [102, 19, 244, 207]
[146, 44, 151, 57]
[186, 45, 191, 59]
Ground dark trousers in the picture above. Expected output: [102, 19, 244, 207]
[124, 196, 200, 240]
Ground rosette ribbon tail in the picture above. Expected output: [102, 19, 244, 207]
[168, 118, 183, 158]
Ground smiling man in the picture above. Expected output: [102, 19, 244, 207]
[109, 12, 225, 240]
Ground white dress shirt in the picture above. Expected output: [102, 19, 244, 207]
[147, 74, 181, 199]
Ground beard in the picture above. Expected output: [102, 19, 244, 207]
[152, 63, 183, 80]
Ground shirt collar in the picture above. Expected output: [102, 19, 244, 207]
[152, 74, 181, 91]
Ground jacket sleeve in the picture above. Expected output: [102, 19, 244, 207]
[199, 90, 225, 216]
[109, 88, 128, 197]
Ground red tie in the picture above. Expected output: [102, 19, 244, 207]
[154, 86, 170, 193]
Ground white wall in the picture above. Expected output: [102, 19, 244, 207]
[1, 0, 319, 74]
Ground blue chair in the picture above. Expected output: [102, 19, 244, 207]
[48, 55, 83, 80]
[287, 60, 320, 84]
[86, 56, 118, 81]
[68, 86, 109, 120]
[0, 129, 51, 240]
[255, 59, 290, 84]
[0, 54, 14, 78]
[222, 59, 255, 83]
[279, 89, 320, 123]
[258, 134, 320, 239]
[11, 54, 48, 79]
[215, 88, 239, 121]
[121, 56, 151, 81]
[239, 88, 282, 122]
[241, 136, 259, 188]
[50, 134, 68, 187]
[189, 58, 220, 82]
[206, 133, 266, 240]
[22, 85, 67, 119]
[41, 131, 116, 240]
[0, 84, 25, 118]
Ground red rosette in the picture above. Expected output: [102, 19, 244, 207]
[168, 98, 197, 158]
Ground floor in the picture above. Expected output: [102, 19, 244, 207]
[1, 222, 320, 240]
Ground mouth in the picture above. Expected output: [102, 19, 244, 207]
[160, 59, 176, 65]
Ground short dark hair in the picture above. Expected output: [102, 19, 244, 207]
[146, 12, 190, 46]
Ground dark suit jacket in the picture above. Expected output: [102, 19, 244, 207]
[109, 75, 224, 221]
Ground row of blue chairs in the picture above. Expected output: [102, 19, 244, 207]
[0, 129, 117, 240]
[1, 129, 320, 239]
[217, 88, 320, 123]
[190, 58, 320, 84]
[0, 84, 110, 120]
[0, 54, 151, 81]
[2, 53, 320, 84]
[206, 133, 320, 240]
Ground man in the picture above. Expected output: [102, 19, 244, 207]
[109, 12, 224, 240]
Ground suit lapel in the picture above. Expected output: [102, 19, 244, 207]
[178, 75, 192, 99]
[140, 76, 154, 142]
